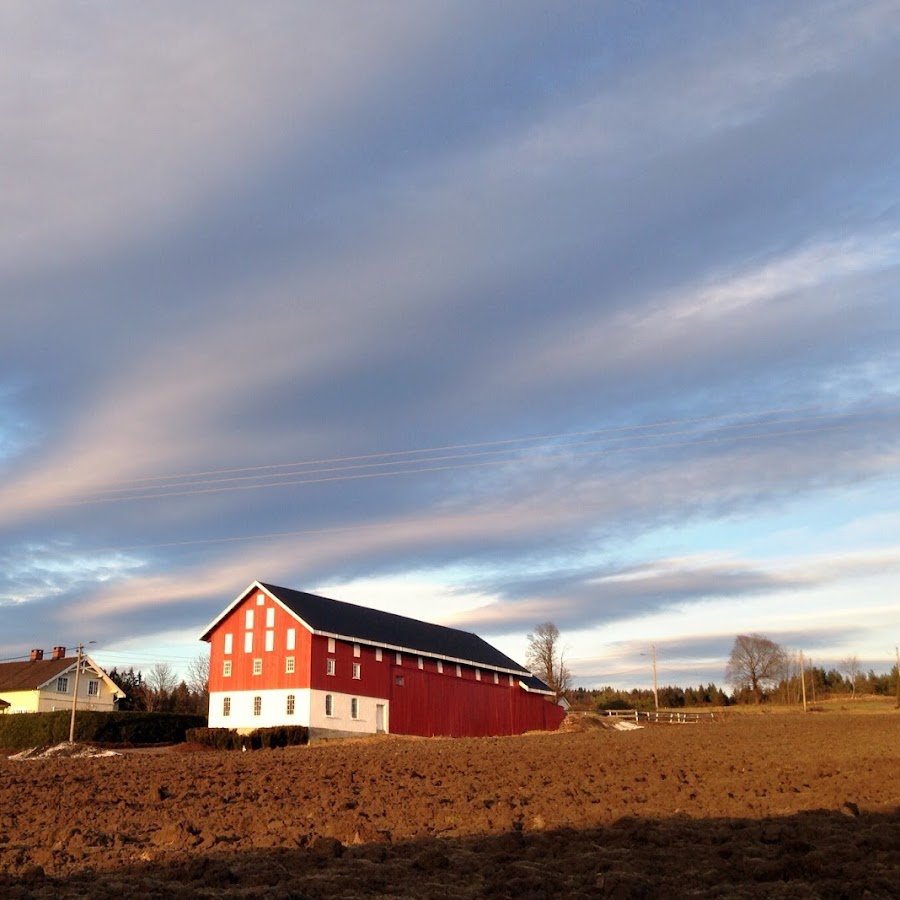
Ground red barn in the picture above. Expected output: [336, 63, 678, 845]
[200, 581, 565, 738]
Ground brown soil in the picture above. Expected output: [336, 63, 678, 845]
[1, 713, 897, 897]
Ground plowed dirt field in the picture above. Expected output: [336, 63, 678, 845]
[1, 713, 898, 897]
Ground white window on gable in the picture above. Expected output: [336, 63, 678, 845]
[286, 694, 295, 716]
[224, 633, 233, 655]
[351, 697, 359, 719]
[266, 607, 275, 628]
[328, 637, 336, 653]
[352, 662, 361, 679]
[87, 680, 99, 696]
[244, 632, 253, 654]
[326, 658, 335, 676]
[353, 644, 360, 658]
[253, 696, 262, 716]
[56, 676, 69, 693]
[325, 694, 333, 716]
[265, 631, 274, 652]
[253, 658, 262, 675]
[437, 661, 443, 674]
[245, 609, 254, 629]
[256, 592, 265, 605]
[223, 697, 231, 717]
[223, 660, 232, 677]
[286, 628, 296, 651]
[285, 656, 295, 674]
[375, 648, 383, 662]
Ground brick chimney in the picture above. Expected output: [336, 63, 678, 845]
[51, 646, 66, 660]
[30, 648, 44, 661]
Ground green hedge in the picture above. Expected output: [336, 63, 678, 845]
[0, 711, 206, 749]
[185, 725, 309, 750]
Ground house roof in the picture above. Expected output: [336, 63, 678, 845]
[0, 656, 125, 698]
[201, 581, 546, 681]
[0, 657, 75, 692]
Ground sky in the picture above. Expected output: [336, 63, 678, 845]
[2, 2, 899, 692]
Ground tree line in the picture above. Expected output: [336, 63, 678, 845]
[107, 656, 209, 716]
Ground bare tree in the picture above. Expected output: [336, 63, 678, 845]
[525, 622, 572, 700]
[840, 655, 861, 699]
[144, 662, 178, 712]
[725, 634, 785, 704]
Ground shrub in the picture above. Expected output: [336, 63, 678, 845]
[185, 725, 309, 750]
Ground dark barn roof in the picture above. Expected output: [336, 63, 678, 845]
[261, 583, 532, 676]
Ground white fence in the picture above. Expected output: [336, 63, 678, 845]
[601, 709, 719, 724]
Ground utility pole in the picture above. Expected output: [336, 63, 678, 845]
[799, 651, 807, 713]
[651, 643, 659, 712]
[69, 644, 84, 743]
[895, 646, 899, 710]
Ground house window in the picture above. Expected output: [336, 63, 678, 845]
[223, 697, 231, 717]
[253, 658, 262, 675]
[56, 677, 69, 693]
[244, 632, 253, 653]
[456, 664, 462, 678]
[352, 662, 361, 679]
[266, 607, 275, 628]
[328, 637, 335, 653]
[286, 694, 295, 716]
[253, 696, 262, 716]
[223, 660, 232, 677]
[418, 656, 424, 670]
[265, 630, 274, 652]
[437, 661, 443, 674]
[395, 675, 404, 686]
[375, 648, 383, 662]
[224, 633, 233, 655]
[353, 644, 360, 658]
[351, 698, 359, 719]
[285, 656, 295, 674]
[326, 658, 335, 676]
[256, 592, 265, 605]
[286, 628, 296, 651]
[87, 680, 99, 696]
[396, 652, 402, 665]
[325, 694, 333, 716]
[245, 609, 254, 629]
[475, 668, 481, 681]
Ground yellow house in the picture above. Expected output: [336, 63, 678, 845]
[0, 647, 124, 714]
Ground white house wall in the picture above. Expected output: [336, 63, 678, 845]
[209, 688, 312, 731]
[309, 688, 387, 735]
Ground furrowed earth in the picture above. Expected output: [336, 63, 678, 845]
[1, 713, 897, 898]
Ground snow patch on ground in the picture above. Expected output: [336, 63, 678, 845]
[9, 743, 122, 760]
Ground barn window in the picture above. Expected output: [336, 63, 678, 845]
[352, 662, 361, 679]
[375, 648, 383, 662]
[328, 637, 336, 653]
[245, 609, 254, 629]
[265, 630, 274, 652]
[87, 680, 99, 696]
[326, 658, 335, 676]
[223, 697, 231, 717]
[353, 644, 360, 657]
[56, 677, 69, 693]
[396, 652, 402, 665]
[285, 656, 295, 674]
[509, 675, 514, 686]
[256, 592, 265, 606]
[475, 668, 481, 681]
[351, 698, 359, 719]
[325, 694, 334, 716]
[266, 607, 275, 628]
[286, 694, 295, 716]
[493, 672, 499, 684]
[253, 658, 262, 675]
[395, 675, 404, 686]
[223, 660, 232, 677]
[286, 628, 296, 651]
[244, 632, 253, 653]
[224, 633, 233, 655]
[437, 661, 443, 674]
[456, 664, 462, 678]
[418, 656, 424, 670]
[253, 696, 262, 716]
